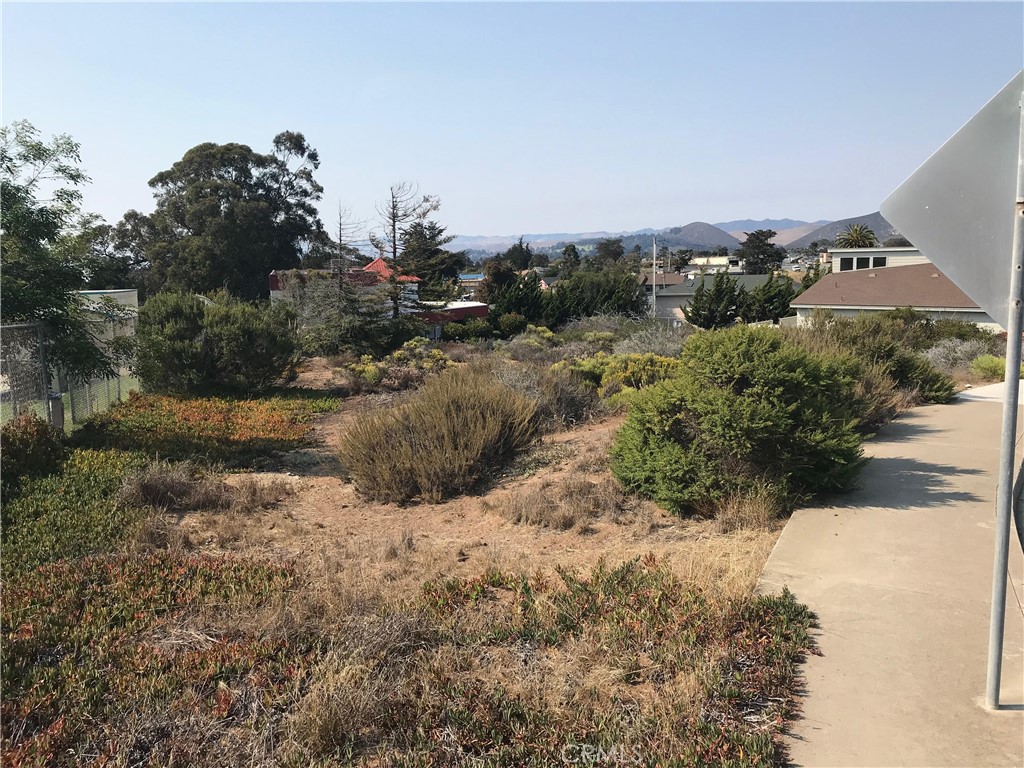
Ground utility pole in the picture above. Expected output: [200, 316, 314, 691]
[651, 235, 658, 319]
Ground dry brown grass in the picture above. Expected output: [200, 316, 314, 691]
[339, 368, 537, 503]
[124, 462, 295, 553]
[484, 476, 643, 532]
[669, 526, 780, 602]
[713, 482, 785, 534]
[120, 460, 293, 515]
[81, 400, 801, 765]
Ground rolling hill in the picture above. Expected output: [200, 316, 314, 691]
[787, 212, 901, 250]
[452, 222, 741, 255]
[714, 218, 827, 233]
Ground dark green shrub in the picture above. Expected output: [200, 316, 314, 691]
[443, 317, 493, 342]
[134, 292, 209, 394]
[800, 310, 956, 404]
[0, 414, 65, 506]
[136, 293, 298, 396]
[542, 269, 647, 327]
[611, 326, 866, 515]
[339, 368, 537, 502]
[496, 312, 528, 338]
[203, 299, 299, 394]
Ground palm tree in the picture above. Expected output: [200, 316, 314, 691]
[834, 223, 879, 248]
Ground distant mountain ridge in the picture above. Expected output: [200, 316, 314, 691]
[451, 222, 743, 255]
[787, 212, 900, 250]
[450, 214, 904, 256]
[713, 218, 827, 232]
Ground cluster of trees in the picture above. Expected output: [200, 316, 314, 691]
[1, 122, 479, 386]
[5, 119, 902, 394]
[474, 239, 648, 329]
[682, 264, 831, 330]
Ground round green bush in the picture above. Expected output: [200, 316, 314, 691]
[496, 312, 528, 338]
[136, 293, 298, 396]
[611, 326, 866, 515]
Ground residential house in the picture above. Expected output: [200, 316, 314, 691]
[270, 260, 487, 337]
[825, 246, 929, 274]
[418, 301, 490, 340]
[792, 262, 998, 329]
[270, 257, 420, 309]
[687, 254, 743, 273]
[639, 273, 782, 324]
[458, 272, 485, 298]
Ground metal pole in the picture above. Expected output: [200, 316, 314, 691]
[36, 323, 52, 426]
[985, 88, 1024, 710]
[651, 236, 658, 319]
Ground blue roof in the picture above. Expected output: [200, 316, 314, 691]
[459, 273, 485, 280]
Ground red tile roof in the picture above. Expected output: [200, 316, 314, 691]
[792, 263, 979, 311]
[362, 257, 420, 282]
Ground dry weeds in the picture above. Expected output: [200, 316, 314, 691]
[483, 475, 644, 532]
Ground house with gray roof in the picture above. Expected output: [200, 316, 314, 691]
[639, 273, 783, 323]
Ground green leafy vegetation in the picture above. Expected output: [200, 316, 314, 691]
[558, 351, 688, 404]
[2, 551, 816, 767]
[792, 309, 961, 404]
[334, 336, 451, 393]
[2, 553, 298, 765]
[684, 271, 743, 329]
[136, 292, 298, 396]
[971, 354, 1019, 381]
[0, 121, 133, 380]
[735, 229, 786, 275]
[2, 448, 147, 574]
[113, 131, 326, 300]
[834, 223, 879, 248]
[612, 326, 866, 515]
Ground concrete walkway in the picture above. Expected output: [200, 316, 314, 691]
[759, 389, 1024, 767]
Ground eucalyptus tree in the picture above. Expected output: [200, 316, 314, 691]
[116, 131, 327, 299]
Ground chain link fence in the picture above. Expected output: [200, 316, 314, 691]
[0, 322, 51, 423]
[1, 318, 140, 429]
[66, 371, 140, 426]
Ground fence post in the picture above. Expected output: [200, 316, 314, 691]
[35, 323, 54, 427]
[48, 393, 65, 433]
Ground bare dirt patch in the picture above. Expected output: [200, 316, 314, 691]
[180, 408, 780, 603]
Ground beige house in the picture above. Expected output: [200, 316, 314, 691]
[825, 246, 929, 273]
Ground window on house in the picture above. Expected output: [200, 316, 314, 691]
[839, 257, 854, 272]
[856, 257, 871, 270]
[872, 256, 887, 268]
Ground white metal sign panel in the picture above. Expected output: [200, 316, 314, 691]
[881, 71, 1023, 329]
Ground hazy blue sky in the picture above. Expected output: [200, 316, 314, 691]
[3, 2, 1022, 238]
